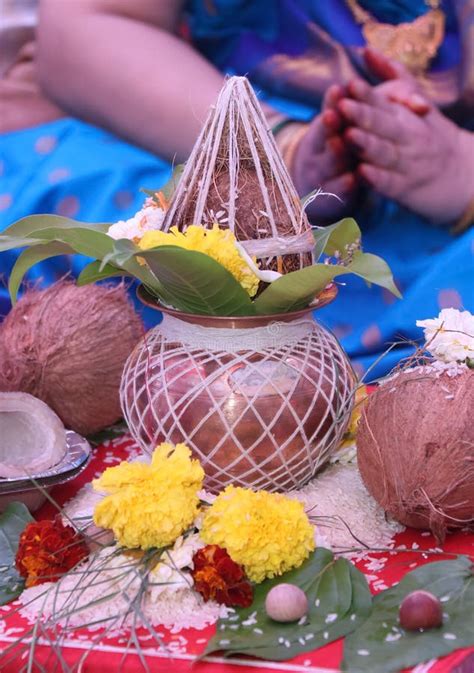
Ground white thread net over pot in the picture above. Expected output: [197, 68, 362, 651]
[120, 313, 355, 493]
[162, 76, 314, 275]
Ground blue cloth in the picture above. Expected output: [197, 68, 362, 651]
[0, 119, 171, 326]
[1, 0, 473, 380]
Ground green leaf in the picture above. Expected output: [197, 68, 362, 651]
[138, 246, 256, 316]
[160, 164, 185, 201]
[254, 250, 400, 315]
[254, 263, 346, 314]
[313, 218, 361, 261]
[0, 502, 34, 605]
[204, 548, 372, 661]
[348, 251, 401, 299]
[1, 214, 110, 239]
[77, 260, 126, 286]
[0, 235, 45, 253]
[342, 556, 474, 673]
[8, 241, 73, 303]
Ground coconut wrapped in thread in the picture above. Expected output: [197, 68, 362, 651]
[356, 366, 474, 542]
[0, 282, 143, 436]
[162, 76, 315, 278]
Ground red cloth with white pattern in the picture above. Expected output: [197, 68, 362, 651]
[0, 435, 472, 673]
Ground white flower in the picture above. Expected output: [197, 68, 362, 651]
[148, 533, 204, 601]
[107, 202, 165, 242]
[417, 308, 474, 363]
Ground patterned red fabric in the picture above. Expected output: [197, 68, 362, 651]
[0, 435, 472, 673]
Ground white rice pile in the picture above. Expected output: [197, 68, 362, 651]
[290, 463, 403, 554]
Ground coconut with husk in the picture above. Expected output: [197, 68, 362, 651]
[162, 76, 314, 278]
[0, 282, 143, 436]
[356, 365, 474, 542]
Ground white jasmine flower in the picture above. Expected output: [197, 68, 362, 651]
[148, 533, 204, 600]
[417, 308, 474, 363]
[107, 202, 165, 242]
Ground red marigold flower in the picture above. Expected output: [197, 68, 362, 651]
[191, 544, 253, 608]
[15, 519, 89, 588]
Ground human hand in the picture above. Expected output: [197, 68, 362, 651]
[339, 72, 474, 223]
[289, 84, 358, 222]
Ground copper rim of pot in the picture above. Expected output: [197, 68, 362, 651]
[136, 284, 338, 329]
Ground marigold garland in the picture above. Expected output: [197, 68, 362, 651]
[139, 224, 260, 297]
[15, 519, 88, 588]
[200, 486, 315, 583]
[191, 544, 253, 608]
[93, 443, 204, 549]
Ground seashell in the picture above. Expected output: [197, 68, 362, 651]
[0, 392, 67, 478]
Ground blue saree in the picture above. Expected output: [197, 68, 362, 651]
[0, 0, 473, 377]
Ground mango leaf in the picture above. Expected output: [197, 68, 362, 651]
[1, 214, 110, 239]
[254, 264, 347, 314]
[204, 547, 372, 661]
[0, 235, 45, 253]
[77, 260, 126, 285]
[342, 556, 474, 673]
[3, 226, 167, 303]
[254, 250, 400, 315]
[138, 246, 256, 316]
[347, 251, 401, 298]
[8, 241, 73, 303]
[0, 502, 34, 605]
[313, 218, 361, 261]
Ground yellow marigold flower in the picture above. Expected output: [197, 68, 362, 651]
[93, 443, 204, 550]
[200, 486, 315, 583]
[139, 224, 260, 297]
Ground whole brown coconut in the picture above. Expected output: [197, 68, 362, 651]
[357, 366, 474, 542]
[180, 168, 312, 275]
[0, 282, 143, 435]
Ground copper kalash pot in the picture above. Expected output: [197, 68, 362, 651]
[120, 286, 355, 493]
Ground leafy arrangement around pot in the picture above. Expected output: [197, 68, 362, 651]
[0, 76, 400, 316]
[0, 205, 400, 316]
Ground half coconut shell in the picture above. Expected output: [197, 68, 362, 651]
[0, 392, 67, 478]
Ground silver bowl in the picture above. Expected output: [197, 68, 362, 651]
[0, 431, 91, 512]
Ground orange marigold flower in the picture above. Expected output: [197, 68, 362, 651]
[15, 519, 89, 588]
[191, 544, 253, 608]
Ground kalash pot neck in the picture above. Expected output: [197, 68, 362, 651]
[136, 284, 338, 330]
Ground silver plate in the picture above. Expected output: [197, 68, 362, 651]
[0, 431, 91, 494]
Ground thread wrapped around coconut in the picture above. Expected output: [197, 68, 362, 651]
[0, 392, 66, 478]
[0, 282, 143, 436]
[162, 77, 314, 276]
[357, 366, 474, 542]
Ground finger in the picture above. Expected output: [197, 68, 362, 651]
[323, 84, 346, 109]
[323, 172, 357, 198]
[357, 162, 405, 199]
[338, 98, 404, 142]
[322, 108, 345, 133]
[388, 92, 431, 116]
[347, 78, 375, 103]
[345, 127, 400, 169]
[327, 136, 351, 171]
[363, 46, 411, 82]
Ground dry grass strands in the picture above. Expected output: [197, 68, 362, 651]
[357, 367, 474, 542]
[0, 282, 143, 435]
[163, 76, 314, 276]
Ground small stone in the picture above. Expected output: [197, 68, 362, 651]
[399, 590, 443, 631]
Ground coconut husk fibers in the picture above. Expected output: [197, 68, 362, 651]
[0, 282, 143, 436]
[163, 77, 314, 277]
[356, 367, 474, 542]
